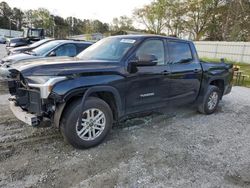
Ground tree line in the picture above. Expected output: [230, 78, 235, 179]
[0, 1, 140, 39]
[134, 0, 250, 41]
[0, 1, 112, 38]
[1, 0, 250, 41]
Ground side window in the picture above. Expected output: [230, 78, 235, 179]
[55, 44, 77, 57]
[168, 41, 193, 64]
[77, 44, 91, 53]
[136, 39, 165, 65]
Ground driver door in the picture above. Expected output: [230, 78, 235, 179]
[126, 39, 171, 114]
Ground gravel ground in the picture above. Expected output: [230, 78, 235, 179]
[0, 86, 250, 188]
[1, 45, 250, 187]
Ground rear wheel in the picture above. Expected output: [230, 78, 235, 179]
[198, 85, 221, 114]
[60, 97, 113, 149]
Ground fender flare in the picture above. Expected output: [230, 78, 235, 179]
[195, 77, 225, 105]
[79, 86, 123, 116]
[53, 86, 124, 128]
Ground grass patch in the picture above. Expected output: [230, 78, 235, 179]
[200, 57, 250, 88]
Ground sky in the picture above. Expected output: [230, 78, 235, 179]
[4, 0, 152, 24]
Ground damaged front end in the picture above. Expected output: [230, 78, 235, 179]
[8, 74, 42, 126]
[1, 66, 66, 126]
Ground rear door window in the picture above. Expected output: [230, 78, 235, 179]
[168, 41, 193, 64]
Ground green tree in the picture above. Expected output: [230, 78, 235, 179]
[0, 1, 12, 18]
[134, 0, 167, 34]
[0, 1, 13, 30]
[205, 0, 250, 41]
[91, 19, 109, 33]
[205, 0, 224, 40]
[23, 9, 35, 28]
[53, 15, 70, 38]
[32, 8, 54, 35]
[162, 0, 186, 37]
[133, 0, 185, 35]
[183, 0, 215, 40]
[12, 7, 24, 30]
[222, 0, 250, 41]
[111, 15, 134, 31]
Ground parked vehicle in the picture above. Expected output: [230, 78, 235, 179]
[1, 40, 93, 65]
[0, 35, 6, 44]
[6, 28, 45, 50]
[1, 35, 234, 149]
[7, 38, 54, 55]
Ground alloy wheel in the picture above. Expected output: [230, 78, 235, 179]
[207, 91, 219, 110]
[76, 108, 106, 141]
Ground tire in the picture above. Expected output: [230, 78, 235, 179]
[60, 97, 113, 149]
[198, 85, 221, 115]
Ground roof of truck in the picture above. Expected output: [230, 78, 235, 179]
[110, 34, 191, 43]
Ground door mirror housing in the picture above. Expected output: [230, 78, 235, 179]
[48, 51, 56, 57]
[136, 54, 158, 66]
[128, 54, 158, 73]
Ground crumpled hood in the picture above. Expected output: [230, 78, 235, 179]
[1, 57, 121, 78]
[9, 56, 74, 70]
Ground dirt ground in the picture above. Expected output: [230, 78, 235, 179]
[0, 83, 250, 188]
[1, 44, 250, 187]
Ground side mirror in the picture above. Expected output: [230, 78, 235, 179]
[48, 51, 56, 57]
[136, 54, 158, 66]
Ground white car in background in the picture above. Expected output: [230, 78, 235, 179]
[0, 36, 6, 44]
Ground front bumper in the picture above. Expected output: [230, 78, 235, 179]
[9, 101, 39, 126]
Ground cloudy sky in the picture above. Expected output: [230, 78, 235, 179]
[4, 0, 152, 24]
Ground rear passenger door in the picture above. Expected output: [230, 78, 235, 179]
[167, 40, 202, 104]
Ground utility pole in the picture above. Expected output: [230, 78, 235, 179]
[53, 16, 55, 38]
[9, 18, 11, 37]
[9, 18, 16, 37]
[9, 18, 12, 37]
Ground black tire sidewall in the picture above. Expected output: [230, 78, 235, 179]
[203, 86, 220, 114]
[61, 97, 113, 149]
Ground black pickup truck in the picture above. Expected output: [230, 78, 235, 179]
[0, 35, 234, 149]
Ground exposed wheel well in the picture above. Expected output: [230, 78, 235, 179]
[59, 91, 118, 128]
[210, 79, 224, 98]
[89, 91, 118, 121]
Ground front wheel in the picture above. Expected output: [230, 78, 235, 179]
[60, 97, 113, 149]
[198, 85, 221, 114]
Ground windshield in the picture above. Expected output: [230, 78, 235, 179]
[77, 37, 137, 61]
[29, 29, 40, 37]
[32, 41, 61, 56]
[24, 28, 42, 38]
[29, 39, 51, 48]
